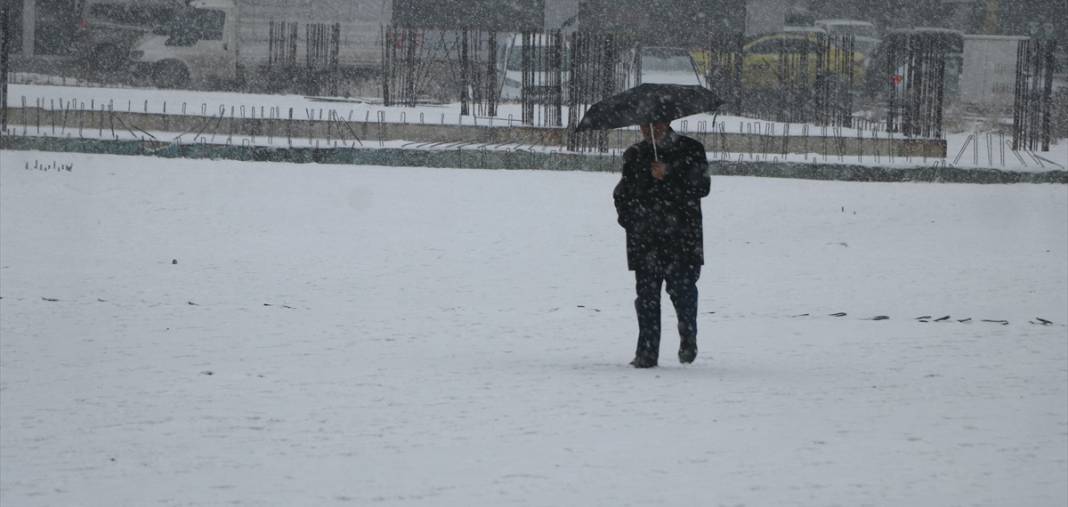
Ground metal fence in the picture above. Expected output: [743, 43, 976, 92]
[1, 2, 10, 131]
[705, 32, 744, 115]
[518, 30, 565, 127]
[705, 32, 858, 129]
[260, 21, 341, 96]
[1013, 39, 1057, 152]
[267, 21, 299, 69]
[381, 26, 499, 116]
[884, 32, 948, 138]
[566, 32, 634, 153]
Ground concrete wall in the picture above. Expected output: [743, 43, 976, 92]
[5, 134, 1059, 182]
[2, 106, 948, 158]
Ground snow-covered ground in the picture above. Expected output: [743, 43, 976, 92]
[1, 150, 1066, 506]
[7, 82, 1067, 172]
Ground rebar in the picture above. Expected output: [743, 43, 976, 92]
[1013, 39, 1056, 152]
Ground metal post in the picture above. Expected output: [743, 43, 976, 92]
[382, 26, 391, 107]
[552, 30, 563, 127]
[405, 28, 416, 107]
[845, 35, 855, 128]
[460, 29, 469, 116]
[521, 31, 532, 124]
[0, 1, 10, 132]
[330, 23, 340, 96]
[1012, 39, 1024, 151]
[1040, 40, 1055, 152]
[487, 31, 498, 118]
[886, 35, 897, 133]
[566, 31, 579, 152]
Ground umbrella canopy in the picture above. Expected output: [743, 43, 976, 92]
[574, 83, 724, 132]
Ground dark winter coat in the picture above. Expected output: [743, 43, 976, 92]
[613, 130, 710, 271]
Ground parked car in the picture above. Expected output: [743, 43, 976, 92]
[75, 1, 177, 72]
[132, 0, 234, 88]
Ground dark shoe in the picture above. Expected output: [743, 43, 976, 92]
[678, 338, 697, 364]
[629, 356, 658, 368]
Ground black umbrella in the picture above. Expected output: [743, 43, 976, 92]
[574, 83, 724, 132]
[574, 83, 723, 160]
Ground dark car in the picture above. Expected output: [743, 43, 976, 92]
[75, 1, 177, 71]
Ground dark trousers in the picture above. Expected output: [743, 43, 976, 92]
[634, 264, 700, 361]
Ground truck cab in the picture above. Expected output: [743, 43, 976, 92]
[131, 0, 238, 88]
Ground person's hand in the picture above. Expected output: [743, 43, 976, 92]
[651, 161, 668, 180]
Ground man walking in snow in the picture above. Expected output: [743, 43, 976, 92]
[614, 121, 710, 368]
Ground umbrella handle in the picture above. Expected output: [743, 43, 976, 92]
[650, 123, 658, 161]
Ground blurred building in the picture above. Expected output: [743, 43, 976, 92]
[5, 0, 177, 57]
[746, 0, 790, 35]
[546, 0, 580, 31]
[578, 0, 747, 46]
[805, 0, 1066, 39]
[6, 0, 82, 57]
[391, 0, 544, 32]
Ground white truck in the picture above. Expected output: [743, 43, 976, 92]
[131, 0, 391, 88]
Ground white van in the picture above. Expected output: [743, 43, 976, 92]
[131, 0, 390, 88]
